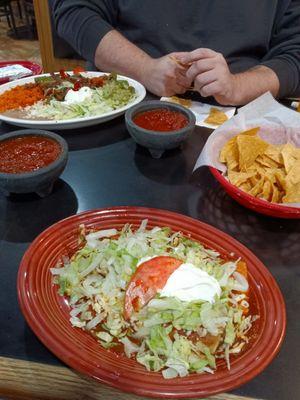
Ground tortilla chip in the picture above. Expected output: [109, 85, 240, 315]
[249, 177, 264, 197]
[219, 128, 300, 205]
[247, 161, 266, 174]
[219, 137, 239, 170]
[169, 96, 192, 108]
[249, 175, 259, 187]
[228, 171, 256, 187]
[261, 179, 273, 201]
[239, 127, 260, 136]
[219, 128, 260, 164]
[281, 143, 299, 173]
[282, 181, 300, 203]
[286, 159, 300, 185]
[274, 170, 287, 191]
[204, 107, 228, 126]
[264, 145, 283, 165]
[264, 169, 279, 184]
[239, 181, 252, 192]
[256, 154, 280, 169]
[271, 185, 280, 203]
[237, 135, 269, 171]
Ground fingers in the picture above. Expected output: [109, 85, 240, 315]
[175, 84, 189, 94]
[169, 52, 193, 69]
[177, 48, 218, 64]
[186, 58, 218, 81]
[167, 59, 193, 89]
[197, 81, 222, 97]
[164, 50, 234, 103]
[176, 71, 193, 88]
[162, 83, 187, 97]
[193, 70, 217, 90]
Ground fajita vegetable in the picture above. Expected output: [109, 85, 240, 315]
[51, 220, 257, 379]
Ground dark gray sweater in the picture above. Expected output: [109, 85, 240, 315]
[52, 0, 300, 97]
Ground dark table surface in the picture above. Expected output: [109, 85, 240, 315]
[0, 114, 299, 400]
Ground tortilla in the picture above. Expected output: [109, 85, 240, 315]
[169, 96, 192, 108]
[237, 135, 268, 171]
[204, 108, 228, 126]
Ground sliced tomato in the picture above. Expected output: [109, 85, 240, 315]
[124, 256, 182, 320]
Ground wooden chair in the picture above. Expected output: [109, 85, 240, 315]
[33, 0, 85, 72]
[0, 0, 18, 38]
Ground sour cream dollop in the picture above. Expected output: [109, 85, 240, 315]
[159, 262, 221, 304]
[63, 86, 92, 105]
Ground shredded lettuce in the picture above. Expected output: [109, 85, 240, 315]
[51, 219, 256, 378]
[27, 74, 136, 120]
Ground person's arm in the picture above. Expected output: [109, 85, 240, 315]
[178, 1, 300, 104]
[94, 30, 191, 96]
[260, 0, 300, 98]
[177, 48, 280, 105]
[52, 0, 116, 64]
[53, 0, 191, 96]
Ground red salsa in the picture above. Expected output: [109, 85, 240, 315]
[0, 135, 61, 173]
[133, 108, 189, 132]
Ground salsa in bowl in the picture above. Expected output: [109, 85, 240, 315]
[125, 100, 196, 158]
[0, 129, 68, 197]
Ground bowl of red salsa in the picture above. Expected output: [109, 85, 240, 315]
[0, 129, 68, 197]
[125, 100, 195, 158]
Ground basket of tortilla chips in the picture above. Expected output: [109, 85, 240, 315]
[194, 93, 300, 218]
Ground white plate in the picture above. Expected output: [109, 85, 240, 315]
[0, 72, 146, 130]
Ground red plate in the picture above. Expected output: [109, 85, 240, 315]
[17, 207, 286, 398]
[210, 167, 300, 219]
[0, 60, 42, 84]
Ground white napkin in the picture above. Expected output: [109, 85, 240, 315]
[160, 97, 235, 129]
[193, 92, 300, 208]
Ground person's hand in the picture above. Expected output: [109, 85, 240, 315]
[141, 52, 192, 97]
[177, 49, 239, 105]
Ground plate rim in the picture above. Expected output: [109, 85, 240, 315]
[17, 206, 287, 398]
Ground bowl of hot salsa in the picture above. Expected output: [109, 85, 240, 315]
[125, 100, 195, 158]
[0, 129, 68, 197]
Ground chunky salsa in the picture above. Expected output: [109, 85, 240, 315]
[0, 135, 61, 173]
[133, 108, 189, 132]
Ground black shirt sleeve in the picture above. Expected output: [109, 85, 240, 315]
[52, 0, 117, 63]
[260, 0, 300, 97]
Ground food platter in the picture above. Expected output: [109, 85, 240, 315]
[0, 72, 146, 130]
[17, 206, 286, 398]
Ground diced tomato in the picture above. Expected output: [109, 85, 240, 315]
[73, 81, 81, 91]
[124, 256, 182, 320]
[73, 66, 85, 75]
[59, 69, 68, 79]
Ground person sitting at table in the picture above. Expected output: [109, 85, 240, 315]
[52, 0, 300, 105]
